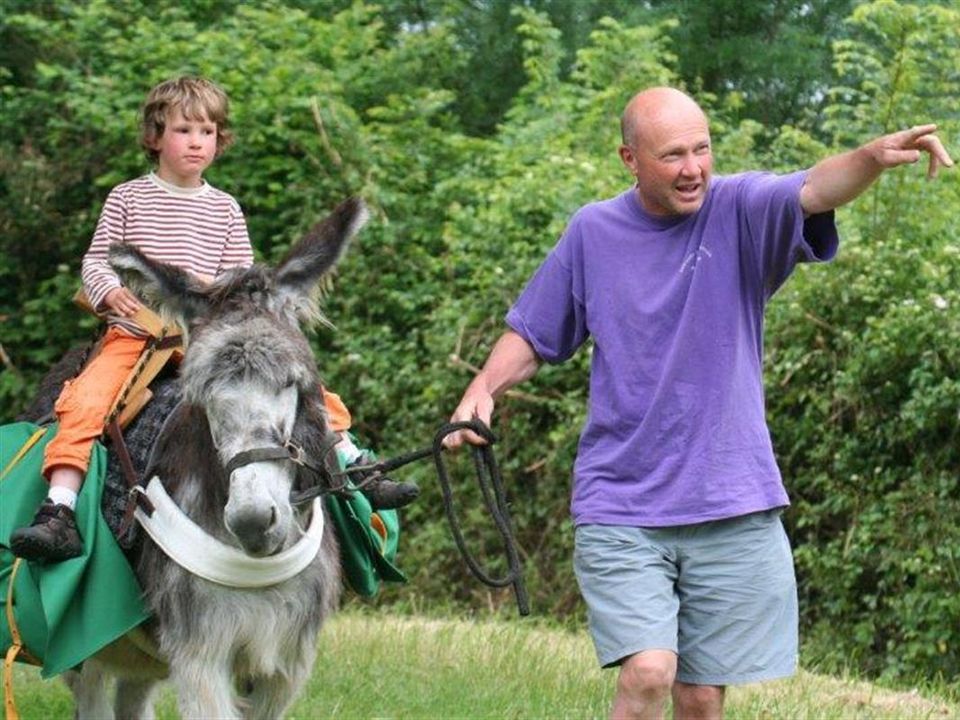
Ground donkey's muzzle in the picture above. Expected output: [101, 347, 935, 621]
[226, 503, 280, 557]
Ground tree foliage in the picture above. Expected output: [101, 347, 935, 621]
[1, 0, 957, 688]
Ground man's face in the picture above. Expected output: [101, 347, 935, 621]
[618, 103, 713, 217]
[153, 107, 218, 187]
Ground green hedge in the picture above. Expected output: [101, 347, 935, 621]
[1, 0, 957, 688]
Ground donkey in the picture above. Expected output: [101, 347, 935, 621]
[64, 198, 369, 719]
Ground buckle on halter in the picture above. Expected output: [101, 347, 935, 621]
[284, 440, 306, 466]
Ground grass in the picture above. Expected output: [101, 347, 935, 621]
[3, 612, 958, 718]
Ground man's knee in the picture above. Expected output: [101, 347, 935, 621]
[617, 650, 677, 699]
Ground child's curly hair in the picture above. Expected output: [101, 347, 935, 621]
[140, 76, 233, 161]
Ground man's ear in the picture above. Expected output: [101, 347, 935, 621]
[618, 144, 639, 177]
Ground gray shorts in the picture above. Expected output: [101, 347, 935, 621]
[573, 509, 797, 685]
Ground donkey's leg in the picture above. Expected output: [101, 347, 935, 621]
[245, 666, 312, 720]
[170, 656, 242, 720]
[114, 678, 159, 720]
[64, 661, 114, 720]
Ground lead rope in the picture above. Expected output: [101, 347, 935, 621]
[431, 421, 530, 616]
[341, 421, 530, 616]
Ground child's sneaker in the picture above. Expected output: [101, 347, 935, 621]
[9, 499, 83, 562]
[362, 476, 420, 511]
[346, 452, 419, 510]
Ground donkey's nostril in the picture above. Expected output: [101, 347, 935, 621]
[269, 505, 278, 528]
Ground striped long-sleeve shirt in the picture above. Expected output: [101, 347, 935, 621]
[82, 173, 254, 336]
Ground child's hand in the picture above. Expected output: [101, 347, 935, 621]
[104, 287, 143, 317]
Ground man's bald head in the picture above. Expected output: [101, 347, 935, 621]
[620, 87, 707, 147]
[617, 86, 714, 216]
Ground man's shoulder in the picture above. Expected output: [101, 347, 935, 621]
[579, 188, 630, 214]
[710, 170, 803, 196]
[706, 170, 807, 217]
[710, 171, 769, 193]
[569, 188, 633, 229]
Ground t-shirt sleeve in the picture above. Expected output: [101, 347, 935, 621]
[740, 170, 839, 298]
[81, 186, 127, 311]
[219, 199, 255, 272]
[505, 218, 588, 364]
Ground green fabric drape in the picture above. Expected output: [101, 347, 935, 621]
[0, 422, 149, 677]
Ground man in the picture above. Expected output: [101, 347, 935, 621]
[444, 87, 953, 720]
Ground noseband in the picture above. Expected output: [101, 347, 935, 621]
[224, 439, 314, 478]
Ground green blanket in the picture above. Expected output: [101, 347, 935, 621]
[0, 422, 149, 678]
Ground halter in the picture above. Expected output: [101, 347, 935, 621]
[222, 431, 377, 504]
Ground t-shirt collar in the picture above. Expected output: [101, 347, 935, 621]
[149, 171, 210, 197]
[622, 185, 699, 229]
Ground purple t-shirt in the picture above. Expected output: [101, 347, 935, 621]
[506, 171, 839, 527]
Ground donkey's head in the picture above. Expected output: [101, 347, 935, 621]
[110, 197, 368, 556]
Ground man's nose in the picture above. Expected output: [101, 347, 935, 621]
[680, 154, 700, 177]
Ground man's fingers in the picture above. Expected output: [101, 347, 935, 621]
[903, 123, 938, 141]
[915, 134, 954, 167]
[443, 428, 489, 450]
[883, 148, 921, 167]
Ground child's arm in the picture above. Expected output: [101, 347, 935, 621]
[81, 186, 130, 312]
[217, 199, 255, 273]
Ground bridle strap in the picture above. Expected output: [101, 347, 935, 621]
[224, 444, 300, 478]
[224, 431, 343, 503]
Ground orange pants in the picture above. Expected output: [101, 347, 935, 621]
[43, 327, 354, 476]
[43, 327, 148, 477]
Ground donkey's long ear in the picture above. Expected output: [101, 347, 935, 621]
[109, 244, 210, 326]
[273, 197, 369, 325]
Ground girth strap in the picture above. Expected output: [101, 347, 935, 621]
[106, 419, 154, 534]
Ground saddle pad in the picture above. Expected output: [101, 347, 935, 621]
[0, 422, 149, 677]
[102, 377, 182, 548]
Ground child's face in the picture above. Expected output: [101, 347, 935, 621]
[152, 107, 218, 187]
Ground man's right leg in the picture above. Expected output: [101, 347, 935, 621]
[611, 649, 677, 720]
[574, 525, 681, 720]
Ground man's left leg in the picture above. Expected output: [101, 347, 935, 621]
[672, 682, 724, 720]
[674, 509, 798, 705]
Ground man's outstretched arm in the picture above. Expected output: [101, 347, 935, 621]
[444, 330, 541, 448]
[800, 124, 954, 216]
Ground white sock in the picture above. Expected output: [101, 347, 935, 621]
[48, 486, 78, 509]
[334, 433, 363, 464]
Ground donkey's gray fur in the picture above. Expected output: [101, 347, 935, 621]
[67, 197, 367, 719]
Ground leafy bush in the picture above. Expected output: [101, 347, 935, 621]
[1, 0, 957, 689]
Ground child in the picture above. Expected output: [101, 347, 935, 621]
[11, 76, 415, 563]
